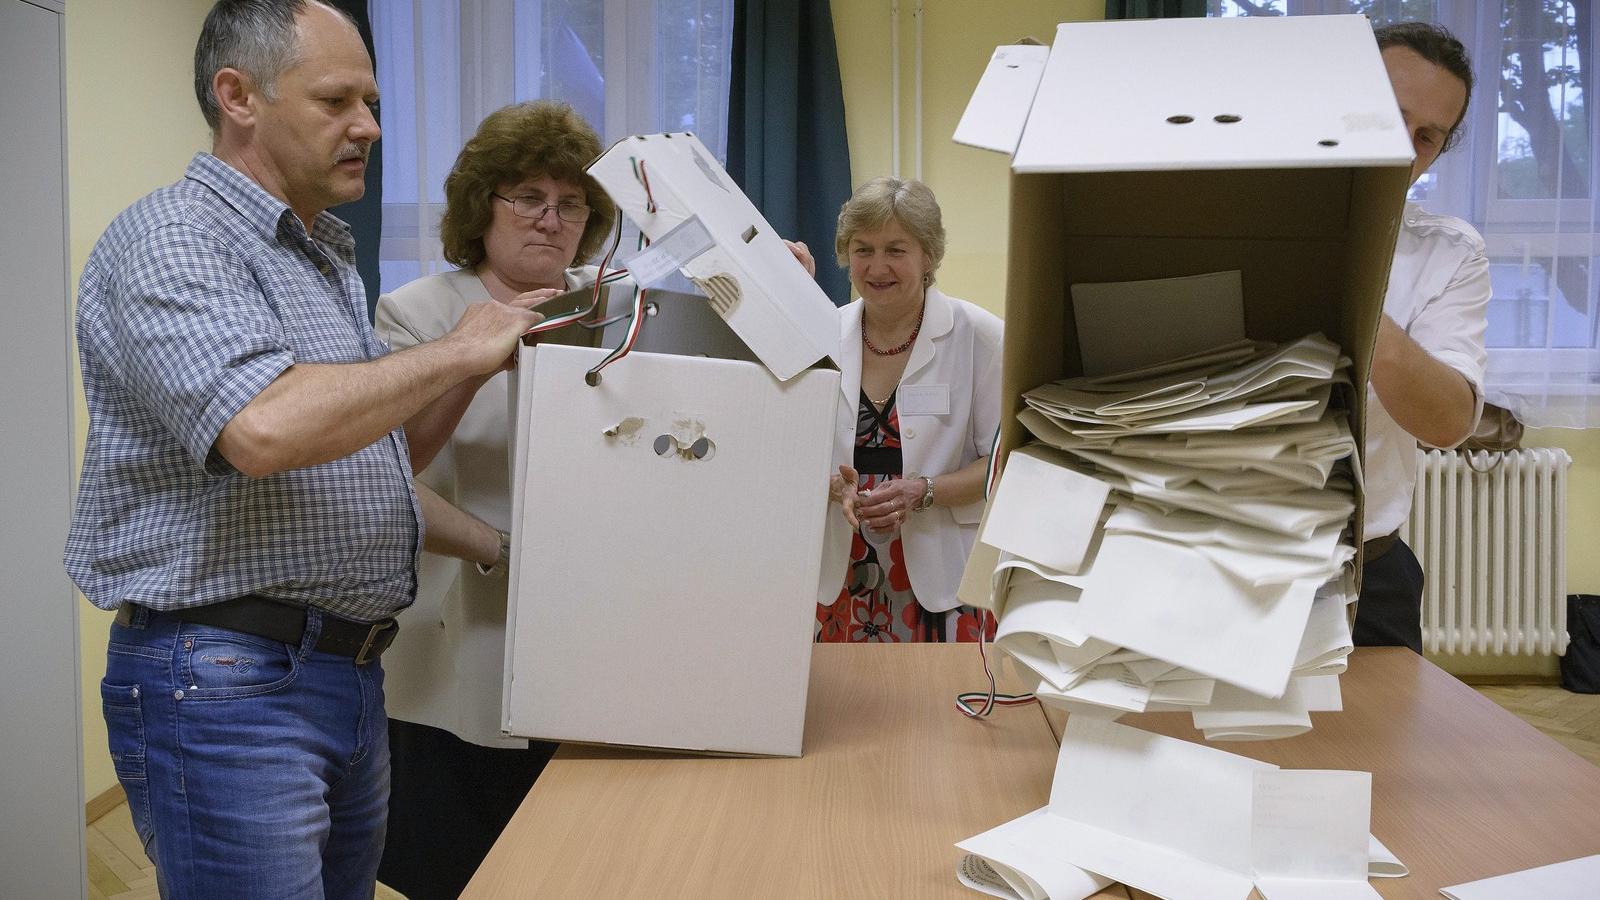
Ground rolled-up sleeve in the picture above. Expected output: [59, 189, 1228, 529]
[1408, 243, 1489, 448]
[102, 223, 294, 468]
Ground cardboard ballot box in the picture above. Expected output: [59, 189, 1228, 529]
[954, 14, 1415, 599]
[501, 133, 843, 757]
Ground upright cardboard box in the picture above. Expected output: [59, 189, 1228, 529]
[501, 134, 843, 757]
[956, 15, 1415, 601]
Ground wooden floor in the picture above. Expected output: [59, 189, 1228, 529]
[1475, 683, 1600, 766]
[84, 682, 1598, 899]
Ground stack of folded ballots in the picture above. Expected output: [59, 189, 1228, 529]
[955, 717, 1407, 900]
[978, 334, 1360, 740]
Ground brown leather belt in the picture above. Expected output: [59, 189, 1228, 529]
[115, 596, 398, 665]
[1362, 530, 1400, 563]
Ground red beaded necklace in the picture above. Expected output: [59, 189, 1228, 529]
[862, 304, 925, 357]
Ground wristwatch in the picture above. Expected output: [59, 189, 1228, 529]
[913, 475, 935, 512]
[476, 529, 511, 577]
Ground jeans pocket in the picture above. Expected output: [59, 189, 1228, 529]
[100, 680, 153, 848]
[178, 629, 299, 700]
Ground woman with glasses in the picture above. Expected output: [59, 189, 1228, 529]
[371, 99, 617, 899]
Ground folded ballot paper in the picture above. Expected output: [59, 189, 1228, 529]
[980, 331, 1360, 738]
[1440, 854, 1600, 900]
[956, 718, 1405, 900]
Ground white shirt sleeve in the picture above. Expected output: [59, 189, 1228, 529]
[1404, 235, 1490, 447]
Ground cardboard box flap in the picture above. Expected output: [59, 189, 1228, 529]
[587, 132, 841, 381]
[953, 44, 1052, 155]
[1013, 16, 1414, 174]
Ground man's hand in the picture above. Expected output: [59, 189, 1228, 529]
[441, 298, 546, 376]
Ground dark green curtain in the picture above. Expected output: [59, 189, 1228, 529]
[725, 0, 854, 306]
[328, 0, 383, 318]
[1105, 0, 1206, 18]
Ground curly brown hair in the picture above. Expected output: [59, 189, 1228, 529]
[440, 101, 617, 270]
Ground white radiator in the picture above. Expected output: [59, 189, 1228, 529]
[1399, 448, 1572, 655]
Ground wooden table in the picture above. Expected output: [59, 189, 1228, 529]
[466, 645, 1600, 899]
[466, 643, 1061, 898]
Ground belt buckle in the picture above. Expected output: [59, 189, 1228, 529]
[354, 619, 397, 665]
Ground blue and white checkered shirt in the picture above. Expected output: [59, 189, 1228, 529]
[65, 153, 421, 624]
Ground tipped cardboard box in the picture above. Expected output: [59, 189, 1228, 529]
[501, 133, 842, 757]
[954, 15, 1415, 606]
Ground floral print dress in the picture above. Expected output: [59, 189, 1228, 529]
[815, 391, 996, 643]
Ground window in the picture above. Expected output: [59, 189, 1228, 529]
[371, 0, 733, 293]
[1213, 1, 1600, 426]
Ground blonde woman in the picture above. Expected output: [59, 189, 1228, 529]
[819, 177, 1003, 643]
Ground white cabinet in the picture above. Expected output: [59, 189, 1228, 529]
[0, 0, 86, 896]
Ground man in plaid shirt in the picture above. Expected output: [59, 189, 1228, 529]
[65, 1, 543, 895]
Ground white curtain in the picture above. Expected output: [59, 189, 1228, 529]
[1215, 1, 1600, 428]
[370, 0, 734, 294]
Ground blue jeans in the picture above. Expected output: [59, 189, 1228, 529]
[102, 606, 390, 899]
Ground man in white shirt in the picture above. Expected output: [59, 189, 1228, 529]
[1358, 22, 1490, 652]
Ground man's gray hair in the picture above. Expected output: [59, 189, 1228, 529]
[193, 0, 352, 131]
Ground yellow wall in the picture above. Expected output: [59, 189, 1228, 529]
[1527, 426, 1600, 594]
[68, 0, 214, 802]
[831, 1, 1103, 314]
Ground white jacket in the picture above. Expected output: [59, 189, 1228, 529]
[825, 287, 1004, 612]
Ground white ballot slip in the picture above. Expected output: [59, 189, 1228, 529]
[1193, 680, 1314, 742]
[1367, 835, 1408, 879]
[1047, 717, 1271, 900]
[1251, 769, 1380, 900]
[956, 809, 1116, 900]
[956, 722, 1400, 899]
[1439, 854, 1600, 900]
[1073, 533, 1319, 698]
[981, 445, 1111, 574]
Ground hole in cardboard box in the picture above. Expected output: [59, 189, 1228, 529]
[1166, 115, 1193, 124]
[1213, 114, 1242, 124]
[654, 434, 675, 456]
[742, 225, 759, 243]
[690, 437, 715, 460]
[1318, 139, 1340, 147]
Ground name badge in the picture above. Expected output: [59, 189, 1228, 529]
[898, 384, 950, 416]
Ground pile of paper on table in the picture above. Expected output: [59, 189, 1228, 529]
[948, 12, 1418, 897]
[500, 132, 844, 757]
[957, 718, 1407, 900]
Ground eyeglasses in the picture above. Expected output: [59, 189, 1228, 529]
[490, 192, 592, 223]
